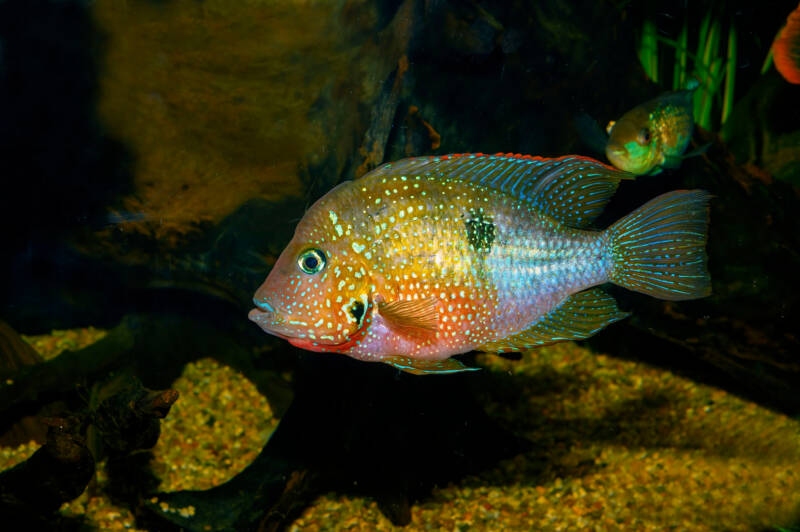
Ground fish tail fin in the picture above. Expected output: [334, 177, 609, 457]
[606, 190, 711, 301]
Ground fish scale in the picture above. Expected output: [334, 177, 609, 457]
[249, 153, 711, 374]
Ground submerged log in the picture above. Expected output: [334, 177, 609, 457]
[0, 376, 180, 526]
[142, 355, 527, 531]
[0, 322, 47, 446]
[92, 376, 179, 457]
[0, 416, 94, 518]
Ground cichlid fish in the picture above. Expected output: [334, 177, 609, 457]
[773, 2, 800, 84]
[604, 81, 702, 176]
[249, 153, 711, 374]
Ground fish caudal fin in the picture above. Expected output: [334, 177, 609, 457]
[606, 190, 711, 301]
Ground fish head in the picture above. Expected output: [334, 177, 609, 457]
[249, 182, 374, 352]
[605, 106, 660, 175]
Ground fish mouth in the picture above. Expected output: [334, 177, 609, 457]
[248, 307, 293, 339]
[605, 144, 627, 159]
[605, 146, 630, 169]
[253, 297, 275, 312]
[248, 306, 347, 348]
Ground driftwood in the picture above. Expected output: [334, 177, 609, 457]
[0, 376, 178, 526]
[0, 321, 47, 446]
[0, 310, 292, 421]
[141, 356, 527, 531]
[0, 416, 94, 518]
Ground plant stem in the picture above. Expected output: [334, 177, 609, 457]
[673, 21, 689, 90]
[639, 19, 659, 82]
[722, 22, 737, 125]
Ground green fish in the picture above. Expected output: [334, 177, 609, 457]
[605, 81, 700, 176]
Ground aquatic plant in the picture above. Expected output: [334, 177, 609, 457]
[636, 10, 738, 132]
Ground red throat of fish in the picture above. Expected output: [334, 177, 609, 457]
[286, 301, 374, 354]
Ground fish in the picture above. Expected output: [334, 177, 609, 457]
[773, 2, 800, 84]
[248, 153, 711, 375]
[577, 80, 705, 176]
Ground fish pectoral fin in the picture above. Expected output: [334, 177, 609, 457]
[681, 142, 711, 160]
[382, 355, 480, 375]
[378, 297, 438, 332]
[477, 288, 630, 353]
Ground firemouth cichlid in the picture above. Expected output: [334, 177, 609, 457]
[249, 153, 711, 374]
[604, 80, 703, 176]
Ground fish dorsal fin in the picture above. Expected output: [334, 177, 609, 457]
[382, 355, 480, 375]
[477, 288, 630, 353]
[378, 297, 438, 332]
[573, 112, 609, 156]
[370, 153, 634, 228]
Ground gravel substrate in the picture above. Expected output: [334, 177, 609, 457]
[291, 344, 800, 531]
[150, 357, 277, 492]
[3, 330, 799, 531]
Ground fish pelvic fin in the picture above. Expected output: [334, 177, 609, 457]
[382, 355, 480, 375]
[606, 190, 711, 301]
[477, 288, 629, 353]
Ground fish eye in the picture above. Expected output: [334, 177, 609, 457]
[297, 248, 326, 274]
[637, 128, 652, 145]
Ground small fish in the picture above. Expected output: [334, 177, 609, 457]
[249, 153, 711, 374]
[605, 81, 702, 176]
[577, 81, 704, 176]
[773, 2, 800, 84]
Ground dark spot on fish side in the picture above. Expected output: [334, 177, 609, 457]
[350, 300, 365, 325]
[464, 210, 495, 255]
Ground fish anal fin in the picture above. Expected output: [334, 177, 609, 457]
[382, 355, 480, 375]
[478, 288, 630, 353]
[378, 297, 438, 333]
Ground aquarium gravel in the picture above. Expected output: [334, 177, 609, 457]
[3, 330, 800, 531]
[150, 357, 278, 492]
[290, 343, 800, 531]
